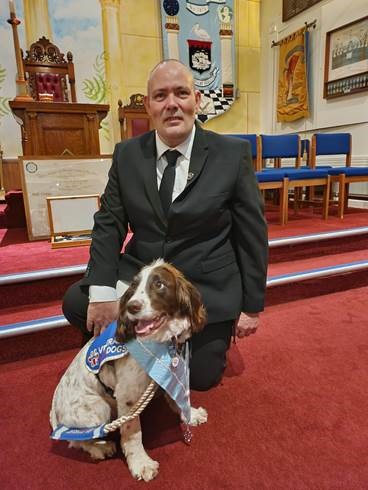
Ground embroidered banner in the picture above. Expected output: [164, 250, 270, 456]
[276, 28, 310, 122]
[160, 0, 236, 123]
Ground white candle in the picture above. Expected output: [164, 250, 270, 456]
[9, 0, 16, 15]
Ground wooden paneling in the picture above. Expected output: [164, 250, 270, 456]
[3, 159, 22, 191]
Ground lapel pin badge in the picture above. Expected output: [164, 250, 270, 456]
[187, 172, 194, 181]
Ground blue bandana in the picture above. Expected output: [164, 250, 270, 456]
[51, 321, 191, 441]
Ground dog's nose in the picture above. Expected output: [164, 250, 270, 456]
[127, 300, 142, 314]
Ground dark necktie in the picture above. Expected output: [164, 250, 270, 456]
[159, 150, 181, 217]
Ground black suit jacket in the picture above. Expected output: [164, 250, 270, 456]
[82, 125, 268, 323]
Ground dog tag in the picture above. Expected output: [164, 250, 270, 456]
[171, 356, 179, 368]
[183, 426, 192, 445]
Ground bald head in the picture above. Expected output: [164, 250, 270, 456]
[147, 59, 195, 95]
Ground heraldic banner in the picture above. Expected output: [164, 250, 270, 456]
[160, 0, 236, 123]
[277, 28, 310, 122]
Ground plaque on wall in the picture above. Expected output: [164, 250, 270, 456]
[283, 0, 323, 22]
[323, 15, 368, 99]
[19, 155, 112, 240]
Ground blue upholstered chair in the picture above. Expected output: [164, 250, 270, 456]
[282, 168, 331, 224]
[258, 134, 302, 170]
[227, 134, 258, 170]
[228, 134, 287, 223]
[310, 133, 368, 218]
[257, 134, 331, 223]
[256, 169, 288, 225]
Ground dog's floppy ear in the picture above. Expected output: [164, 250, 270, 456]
[176, 275, 207, 333]
[115, 284, 136, 343]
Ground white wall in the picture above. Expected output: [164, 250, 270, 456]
[260, 0, 368, 196]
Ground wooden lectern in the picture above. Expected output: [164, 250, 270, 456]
[9, 100, 109, 156]
[7, 33, 109, 156]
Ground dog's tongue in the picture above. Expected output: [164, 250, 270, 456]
[135, 319, 156, 335]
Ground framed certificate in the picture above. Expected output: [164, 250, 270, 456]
[19, 155, 112, 240]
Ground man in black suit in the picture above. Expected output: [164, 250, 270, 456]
[63, 59, 268, 390]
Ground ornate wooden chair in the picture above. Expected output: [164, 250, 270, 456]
[22, 36, 76, 102]
[118, 94, 153, 140]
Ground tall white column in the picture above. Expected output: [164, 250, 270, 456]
[165, 16, 180, 60]
[99, 0, 123, 144]
[220, 23, 234, 96]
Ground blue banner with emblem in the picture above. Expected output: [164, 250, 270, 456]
[160, 0, 236, 123]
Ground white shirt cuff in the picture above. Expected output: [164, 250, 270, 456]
[89, 280, 130, 302]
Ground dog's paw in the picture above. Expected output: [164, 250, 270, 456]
[69, 440, 117, 460]
[94, 440, 117, 459]
[189, 406, 208, 426]
[128, 453, 160, 482]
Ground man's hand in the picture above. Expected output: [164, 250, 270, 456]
[87, 301, 119, 337]
[235, 312, 260, 339]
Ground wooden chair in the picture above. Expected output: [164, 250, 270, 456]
[256, 170, 288, 225]
[310, 133, 368, 218]
[257, 134, 330, 223]
[118, 94, 153, 140]
[225, 133, 289, 224]
[22, 36, 76, 102]
[283, 169, 331, 224]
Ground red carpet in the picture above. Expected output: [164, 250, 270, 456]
[1, 286, 367, 489]
[1, 208, 367, 275]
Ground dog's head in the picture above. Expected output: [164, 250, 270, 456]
[116, 259, 207, 344]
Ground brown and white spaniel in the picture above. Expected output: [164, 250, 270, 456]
[50, 259, 207, 482]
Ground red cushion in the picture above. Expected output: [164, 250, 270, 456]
[131, 119, 150, 137]
[36, 73, 64, 101]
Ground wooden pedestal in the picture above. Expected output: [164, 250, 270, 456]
[9, 100, 109, 156]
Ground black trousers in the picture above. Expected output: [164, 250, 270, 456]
[62, 280, 234, 391]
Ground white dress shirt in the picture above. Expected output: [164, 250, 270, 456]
[89, 126, 196, 302]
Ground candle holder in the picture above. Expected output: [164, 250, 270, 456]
[7, 8, 33, 101]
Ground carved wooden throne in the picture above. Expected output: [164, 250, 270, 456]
[22, 36, 76, 102]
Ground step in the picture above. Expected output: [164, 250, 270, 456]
[1, 257, 367, 340]
[268, 248, 368, 280]
[1, 226, 367, 286]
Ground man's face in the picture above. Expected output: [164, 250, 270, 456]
[144, 62, 201, 147]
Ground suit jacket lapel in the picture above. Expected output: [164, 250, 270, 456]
[184, 123, 208, 192]
[140, 131, 166, 226]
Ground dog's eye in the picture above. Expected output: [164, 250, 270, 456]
[154, 279, 164, 290]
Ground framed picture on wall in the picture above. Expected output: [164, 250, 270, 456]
[324, 15, 368, 99]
